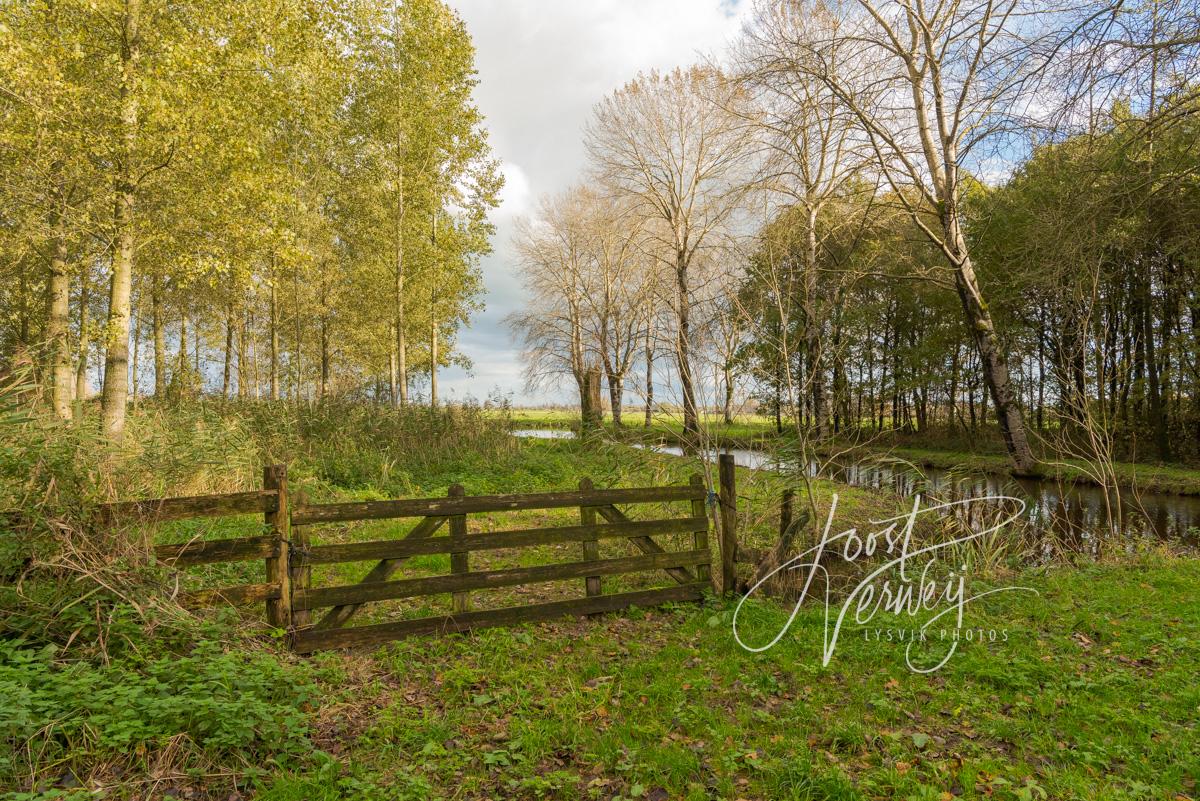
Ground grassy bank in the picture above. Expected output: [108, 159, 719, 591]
[3, 403, 1199, 799]
[506, 408, 1200, 496]
[841, 445, 1200, 498]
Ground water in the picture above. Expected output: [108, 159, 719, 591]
[511, 428, 576, 439]
[512, 429, 1200, 542]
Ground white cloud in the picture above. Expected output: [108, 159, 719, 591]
[437, 0, 751, 405]
[494, 160, 532, 221]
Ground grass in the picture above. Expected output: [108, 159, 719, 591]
[254, 556, 1200, 801]
[4, 401, 1200, 799]
[506, 408, 782, 444]
[862, 445, 1200, 497]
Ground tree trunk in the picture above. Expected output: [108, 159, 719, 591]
[392, 13, 408, 408]
[100, 0, 140, 438]
[802, 206, 826, 439]
[319, 318, 330, 400]
[675, 254, 699, 437]
[176, 311, 188, 396]
[269, 277, 280, 400]
[45, 192, 73, 419]
[643, 323, 654, 427]
[581, 364, 603, 429]
[75, 264, 90, 405]
[723, 362, 734, 425]
[237, 314, 248, 400]
[151, 279, 165, 396]
[394, 189, 408, 407]
[223, 309, 234, 398]
[1142, 283, 1169, 460]
[130, 304, 140, 409]
[607, 373, 623, 426]
[949, 239, 1038, 475]
[388, 324, 398, 406]
[429, 317, 438, 407]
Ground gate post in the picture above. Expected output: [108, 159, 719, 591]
[579, 478, 601, 598]
[449, 484, 470, 613]
[690, 474, 712, 591]
[263, 464, 292, 628]
[718, 453, 737, 596]
[290, 490, 312, 630]
[779, 488, 794, 539]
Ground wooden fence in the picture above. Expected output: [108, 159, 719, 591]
[97, 464, 733, 652]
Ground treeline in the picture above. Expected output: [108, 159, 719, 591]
[512, 0, 1200, 470]
[0, 0, 501, 436]
[767, 107, 1200, 464]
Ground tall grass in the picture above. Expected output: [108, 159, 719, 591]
[0, 395, 513, 645]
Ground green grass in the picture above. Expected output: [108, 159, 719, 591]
[506, 407, 781, 444]
[168, 435, 1199, 799]
[254, 557, 1200, 801]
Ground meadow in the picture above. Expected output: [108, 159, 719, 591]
[2, 402, 1198, 800]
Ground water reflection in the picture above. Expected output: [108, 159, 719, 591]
[635, 442, 1199, 543]
[512, 429, 1199, 543]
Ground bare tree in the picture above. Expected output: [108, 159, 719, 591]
[734, 0, 870, 439]
[578, 194, 652, 426]
[508, 189, 605, 428]
[585, 67, 757, 438]
[773, 0, 1053, 474]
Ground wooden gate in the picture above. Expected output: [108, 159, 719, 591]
[97, 466, 715, 653]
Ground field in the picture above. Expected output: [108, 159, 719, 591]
[3, 403, 1199, 800]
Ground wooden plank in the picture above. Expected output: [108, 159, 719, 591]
[314, 515, 446, 630]
[690, 474, 713, 591]
[98, 490, 277, 524]
[178, 582, 281, 608]
[301, 517, 706, 565]
[580, 478, 600, 599]
[263, 465, 291, 628]
[154, 535, 276, 567]
[719, 453, 737, 596]
[291, 485, 704, 526]
[596, 505, 696, 585]
[449, 484, 469, 614]
[293, 582, 709, 652]
[293, 549, 709, 611]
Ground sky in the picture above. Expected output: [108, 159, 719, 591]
[435, 0, 751, 406]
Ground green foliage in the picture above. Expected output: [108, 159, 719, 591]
[0, 637, 317, 791]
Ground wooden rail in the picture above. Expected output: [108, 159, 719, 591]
[97, 463, 732, 652]
[97, 490, 277, 524]
[290, 485, 704, 526]
[300, 517, 705, 565]
[293, 550, 709, 611]
[293, 583, 708, 653]
[96, 468, 290, 618]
